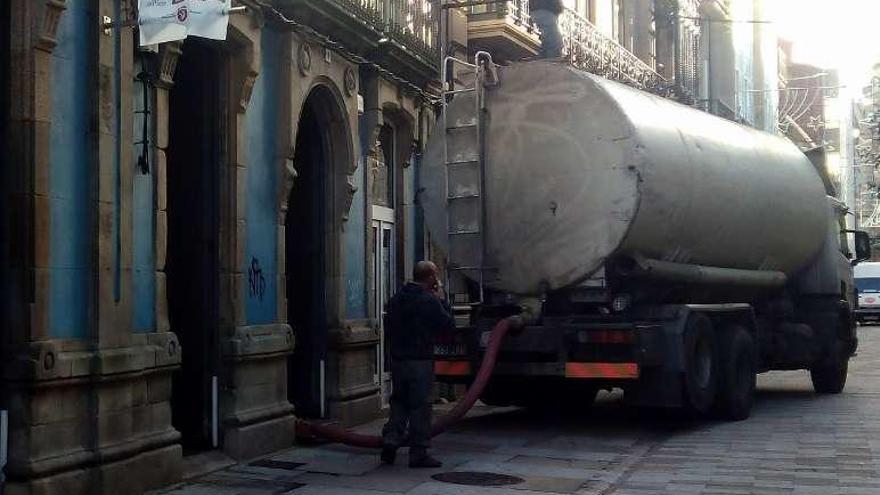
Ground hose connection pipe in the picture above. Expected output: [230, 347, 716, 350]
[295, 316, 519, 448]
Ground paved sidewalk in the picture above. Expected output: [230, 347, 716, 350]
[155, 327, 880, 495]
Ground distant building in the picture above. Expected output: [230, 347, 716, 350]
[776, 40, 847, 201]
[853, 65, 880, 238]
[698, 0, 778, 130]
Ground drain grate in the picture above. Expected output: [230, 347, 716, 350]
[249, 459, 306, 470]
[432, 471, 525, 487]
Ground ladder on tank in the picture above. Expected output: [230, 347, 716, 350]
[440, 51, 497, 306]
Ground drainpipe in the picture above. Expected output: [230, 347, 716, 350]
[439, 0, 447, 90]
[705, 15, 714, 114]
[673, 2, 681, 98]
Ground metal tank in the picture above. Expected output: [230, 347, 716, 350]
[419, 60, 830, 296]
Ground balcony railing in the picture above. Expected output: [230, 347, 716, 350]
[333, 0, 440, 64]
[467, 1, 669, 95]
[560, 9, 669, 95]
[467, 0, 533, 31]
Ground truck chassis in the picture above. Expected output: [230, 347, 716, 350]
[435, 297, 856, 420]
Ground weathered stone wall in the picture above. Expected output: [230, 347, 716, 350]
[1, 1, 439, 492]
[3, 1, 183, 493]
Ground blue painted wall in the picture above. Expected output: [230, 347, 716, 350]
[49, 0, 90, 338]
[132, 58, 155, 332]
[244, 28, 280, 324]
[344, 112, 368, 320]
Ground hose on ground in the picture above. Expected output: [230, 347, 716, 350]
[294, 316, 516, 448]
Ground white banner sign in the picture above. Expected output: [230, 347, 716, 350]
[138, 0, 232, 46]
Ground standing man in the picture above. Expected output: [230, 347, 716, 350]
[381, 261, 456, 468]
[530, 0, 564, 59]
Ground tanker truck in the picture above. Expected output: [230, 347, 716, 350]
[421, 57, 872, 420]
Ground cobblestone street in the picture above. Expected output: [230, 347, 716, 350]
[156, 327, 880, 495]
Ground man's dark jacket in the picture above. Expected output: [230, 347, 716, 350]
[530, 0, 563, 14]
[387, 283, 456, 361]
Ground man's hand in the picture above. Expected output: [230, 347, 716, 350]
[432, 284, 446, 301]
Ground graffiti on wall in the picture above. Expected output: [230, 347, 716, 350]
[248, 256, 266, 301]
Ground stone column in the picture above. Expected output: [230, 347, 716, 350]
[218, 12, 296, 461]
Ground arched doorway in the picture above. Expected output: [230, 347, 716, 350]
[287, 86, 349, 418]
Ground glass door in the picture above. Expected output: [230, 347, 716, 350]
[372, 206, 395, 408]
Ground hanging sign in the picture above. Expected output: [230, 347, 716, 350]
[138, 0, 232, 46]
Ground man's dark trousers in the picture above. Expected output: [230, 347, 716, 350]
[381, 360, 434, 450]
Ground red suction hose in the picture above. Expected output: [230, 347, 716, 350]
[295, 317, 515, 448]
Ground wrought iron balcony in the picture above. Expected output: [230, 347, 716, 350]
[334, 0, 440, 63]
[276, 0, 440, 83]
[465, 0, 538, 61]
[560, 9, 670, 96]
[465, 1, 669, 95]
[467, 0, 532, 28]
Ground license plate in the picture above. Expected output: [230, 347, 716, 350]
[434, 344, 466, 356]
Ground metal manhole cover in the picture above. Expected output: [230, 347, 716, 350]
[249, 459, 306, 470]
[431, 471, 525, 486]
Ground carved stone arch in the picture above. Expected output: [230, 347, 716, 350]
[284, 78, 357, 329]
[281, 77, 357, 225]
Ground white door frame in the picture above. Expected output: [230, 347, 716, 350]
[372, 205, 395, 408]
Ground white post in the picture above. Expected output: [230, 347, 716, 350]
[211, 376, 219, 448]
[319, 360, 326, 418]
[1, 409, 7, 488]
[1, 410, 7, 466]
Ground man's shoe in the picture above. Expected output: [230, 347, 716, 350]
[408, 454, 442, 468]
[380, 446, 397, 465]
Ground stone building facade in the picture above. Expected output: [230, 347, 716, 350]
[1, 0, 438, 493]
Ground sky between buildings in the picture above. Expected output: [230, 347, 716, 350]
[768, 0, 880, 97]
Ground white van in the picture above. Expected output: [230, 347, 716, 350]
[855, 262, 880, 323]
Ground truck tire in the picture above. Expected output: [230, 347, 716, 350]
[713, 326, 756, 421]
[683, 314, 718, 415]
[810, 339, 848, 394]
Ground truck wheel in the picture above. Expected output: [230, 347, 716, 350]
[810, 339, 848, 394]
[713, 326, 756, 421]
[683, 314, 718, 415]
